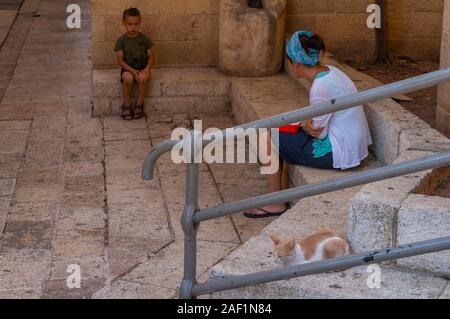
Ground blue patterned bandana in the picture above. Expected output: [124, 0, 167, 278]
[286, 31, 320, 66]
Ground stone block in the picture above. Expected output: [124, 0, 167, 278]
[0, 249, 52, 291]
[347, 150, 440, 254]
[399, 127, 450, 153]
[1, 219, 53, 250]
[397, 194, 450, 275]
[162, 79, 230, 97]
[91, 15, 105, 42]
[219, 0, 286, 77]
[53, 236, 105, 259]
[142, 14, 207, 42]
[0, 179, 15, 196]
[135, 0, 187, 15]
[108, 203, 171, 239]
[364, 98, 429, 164]
[92, 0, 131, 16]
[0, 130, 28, 155]
[187, 0, 220, 14]
[93, 97, 111, 116]
[147, 96, 196, 113]
[436, 105, 450, 137]
[335, 0, 373, 13]
[93, 280, 177, 299]
[42, 278, 106, 299]
[287, 0, 335, 14]
[119, 240, 238, 290]
[316, 14, 374, 41]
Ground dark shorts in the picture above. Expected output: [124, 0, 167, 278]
[274, 129, 334, 169]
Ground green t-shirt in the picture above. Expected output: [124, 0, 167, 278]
[114, 32, 154, 70]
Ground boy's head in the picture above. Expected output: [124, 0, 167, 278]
[122, 7, 141, 36]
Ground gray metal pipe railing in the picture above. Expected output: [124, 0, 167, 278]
[194, 152, 450, 223]
[142, 67, 450, 181]
[142, 67, 450, 299]
[192, 235, 450, 296]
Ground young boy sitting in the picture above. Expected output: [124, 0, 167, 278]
[114, 6, 154, 120]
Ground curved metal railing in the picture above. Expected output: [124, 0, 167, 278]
[142, 68, 450, 299]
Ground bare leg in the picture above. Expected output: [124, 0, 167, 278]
[136, 72, 150, 105]
[122, 72, 134, 107]
[244, 132, 288, 217]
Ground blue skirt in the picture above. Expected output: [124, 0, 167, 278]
[275, 129, 334, 169]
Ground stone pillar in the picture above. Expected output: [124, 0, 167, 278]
[438, 0, 450, 136]
[219, 0, 286, 77]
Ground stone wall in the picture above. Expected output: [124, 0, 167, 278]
[92, 0, 220, 67]
[92, 0, 445, 68]
[389, 0, 444, 61]
[438, 0, 450, 136]
[285, 0, 376, 62]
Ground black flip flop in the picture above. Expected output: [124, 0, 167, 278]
[243, 207, 288, 219]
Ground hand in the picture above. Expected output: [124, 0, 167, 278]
[132, 69, 140, 81]
[305, 120, 324, 138]
[142, 68, 151, 77]
[140, 68, 151, 80]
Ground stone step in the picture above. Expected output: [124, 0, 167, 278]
[209, 189, 450, 299]
[231, 73, 310, 124]
[93, 67, 232, 116]
[348, 151, 450, 274]
[209, 60, 450, 298]
[396, 194, 450, 276]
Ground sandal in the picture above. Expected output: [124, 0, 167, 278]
[243, 207, 288, 219]
[121, 104, 135, 121]
[134, 103, 146, 119]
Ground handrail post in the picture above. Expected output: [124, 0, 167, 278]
[179, 133, 200, 299]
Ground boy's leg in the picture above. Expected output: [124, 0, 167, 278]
[136, 71, 150, 106]
[134, 72, 150, 119]
[122, 71, 134, 107]
[121, 72, 134, 120]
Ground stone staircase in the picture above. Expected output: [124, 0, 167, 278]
[210, 60, 450, 298]
[93, 59, 450, 298]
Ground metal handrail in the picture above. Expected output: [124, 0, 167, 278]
[142, 68, 450, 299]
[142, 68, 450, 180]
[193, 152, 450, 223]
[193, 235, 450, 296]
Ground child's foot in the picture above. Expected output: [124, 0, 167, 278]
[243, 203, 289, 219]
[134, 102, 146, 119]
[121, 104, 134, 121]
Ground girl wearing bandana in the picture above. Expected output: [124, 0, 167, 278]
[244, 31, 372, 219]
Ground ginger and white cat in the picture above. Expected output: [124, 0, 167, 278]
[270, 228, 350, 266]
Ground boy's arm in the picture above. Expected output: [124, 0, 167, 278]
[116, 50, 139, 79]
[144, 48, 154, 74]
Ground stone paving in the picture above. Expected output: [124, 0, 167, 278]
[0, 0, 272, 299]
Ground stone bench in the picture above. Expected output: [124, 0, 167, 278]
[93, 67, 232, 116]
